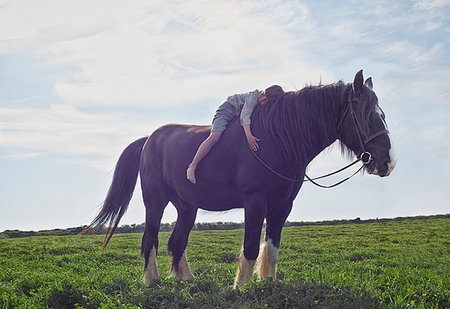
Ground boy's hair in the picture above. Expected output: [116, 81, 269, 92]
[264, 85, 285, 104]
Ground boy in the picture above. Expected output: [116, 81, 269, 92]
[186, 89, 269, 184]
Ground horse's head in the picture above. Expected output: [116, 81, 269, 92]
[338, 70, 396, 177]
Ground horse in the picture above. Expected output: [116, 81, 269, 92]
[85, 70, 396, 288]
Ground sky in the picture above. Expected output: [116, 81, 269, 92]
[1, 0, 449, 232]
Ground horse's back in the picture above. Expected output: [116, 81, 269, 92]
[140, 121, 252, 209]
[140, 123, 210, 180]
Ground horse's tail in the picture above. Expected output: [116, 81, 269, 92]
[81, 137, 147, 250]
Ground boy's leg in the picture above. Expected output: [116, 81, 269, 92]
[187, 131, 222, 184]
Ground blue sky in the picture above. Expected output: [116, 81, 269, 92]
[1, 0, 449, 232]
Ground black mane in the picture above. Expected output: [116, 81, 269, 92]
[252, 82, 349, 163]
[252, 81, 379, 164]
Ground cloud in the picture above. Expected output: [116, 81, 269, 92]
[1, 0, 323, 108]
[0, 0, 327, 171]
[0, 0, 9, 8]
[1, 0, 449, 170]
[0, 104, 161, 170]
[1, 0, 449, 231]
[414, 0, 450, 10]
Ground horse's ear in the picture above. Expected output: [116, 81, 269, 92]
[353, 70, 364, 94]
[364, 77, 373, 90]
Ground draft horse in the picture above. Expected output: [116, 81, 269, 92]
[86, 70, 396, 287]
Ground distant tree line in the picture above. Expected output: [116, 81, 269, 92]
[283, 214, 449, 227]
[1, 214, 448, 239]
[0, 226, 86, 239]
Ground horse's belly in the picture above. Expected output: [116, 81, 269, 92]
[172, 183, 244, 211]
[197, 199, 243, 212]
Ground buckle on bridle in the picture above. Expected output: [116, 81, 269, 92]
[360, 151, 372, 165]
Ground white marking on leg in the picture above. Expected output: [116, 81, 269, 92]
[168, 250, 194, 281]
[143, 246, 159, 283]
[168, 265, 177, 278]
[177, 251, 195, 281]
[257, 239, 279, 280]
[234, 247, 256, 288]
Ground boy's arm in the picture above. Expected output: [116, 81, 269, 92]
[240, 91, 259, 127]
[243, 123, 260, 151]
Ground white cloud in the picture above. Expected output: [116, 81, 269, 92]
[1, 0, 449, 172]
[0, 0, 328, 171]
[0, 0, 449, 231]
[414, 0, 450, 10]
[0, 104, 162, 170]
[1, 0, 322, 109]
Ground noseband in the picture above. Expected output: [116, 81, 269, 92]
[250, 86, 389, 188]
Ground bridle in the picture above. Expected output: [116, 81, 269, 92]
[250, 86, 390, 188]
[336, 87, 390, 166]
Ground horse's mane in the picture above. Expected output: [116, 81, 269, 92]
[252, 81, 378, 164]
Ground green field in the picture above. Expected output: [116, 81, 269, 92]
[1, 217, 448, 308]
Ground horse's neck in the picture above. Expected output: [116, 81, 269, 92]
[296, 85, 346, 164]
[250, 84, 346, 173]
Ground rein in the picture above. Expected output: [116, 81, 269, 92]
[250, 148, 364, 188]
[250, 86, 389, 188]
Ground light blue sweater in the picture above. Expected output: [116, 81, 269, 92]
[226, 89, 261, 126]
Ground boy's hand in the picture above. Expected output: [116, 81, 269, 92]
[247, 134, 261, 151]
[242, 124, 260, 151]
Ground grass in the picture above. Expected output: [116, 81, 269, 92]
[0, 217, 448, 308]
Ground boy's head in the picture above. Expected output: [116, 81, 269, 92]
[263, 85, 285, 104]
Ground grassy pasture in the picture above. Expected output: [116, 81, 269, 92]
[0, 217, 448, 308]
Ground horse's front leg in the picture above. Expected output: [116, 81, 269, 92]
[234, 198, 266, 288]
[258, 201, 293, 280]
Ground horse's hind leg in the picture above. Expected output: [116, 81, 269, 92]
[141, 189, 168, 283]
[167, 204, 197, 281]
